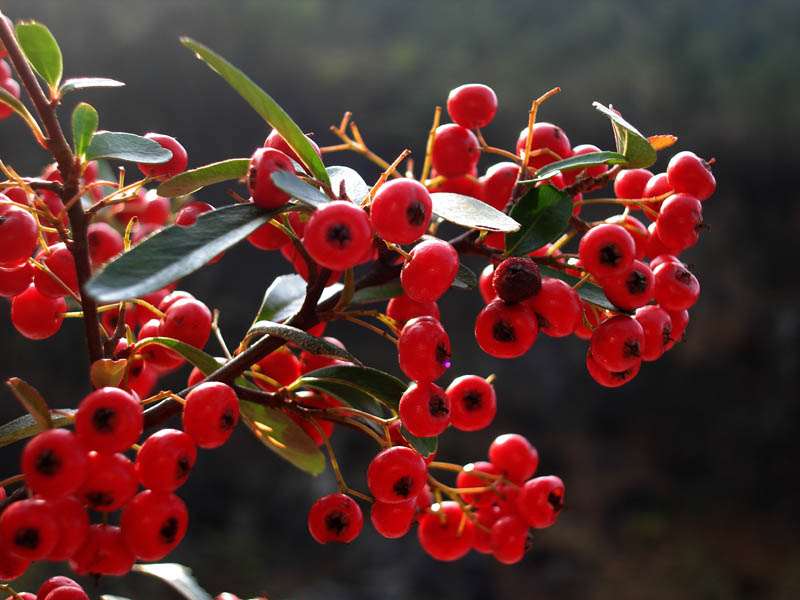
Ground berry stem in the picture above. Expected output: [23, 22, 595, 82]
[474, 127, 521, 163]
[419, 105, 441, 184]
[0, 473, 24, 488]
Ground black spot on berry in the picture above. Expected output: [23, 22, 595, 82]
[548, 490, 565, 512]
[35, 449, 61, 476]
[219, 408, 236, 432]
[662, 325, 673, 349]
[393, 475, 414, 499]
[87, 491, 114, 508]
[623, 340, 641, 359]
[406, 200, 426, 226]
[675, 268, 693, 284]
[625, 270, 648, 295]
[463, 390, 483, 412]
[326, 223, 352, 249]
[159, 517, 179, 544]
[325, 510, 348, 535]
[428, 393, 450, 418]
[535, 313, 550, 332]
[492, 319, 515, 342]
[92, 407, 116, 432]
[176, 455, 193, 482]
[14, 528, 40, 549]
[599, 243, 624, 267]
[435, 343, 450, 366]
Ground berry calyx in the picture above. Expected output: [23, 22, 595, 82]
[75, 387, 143, 454]
[474, 299, 538, 359]
[446, 375, 497, 432]
[398, 381, 451, 438]
[400, 238, 459, 303]
[247, 147, 295, 209]
[517, 475, 565, 528]
[21, 428, 89, 498]
[370, 178, 432, 244]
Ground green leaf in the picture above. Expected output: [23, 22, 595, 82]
[89, 358, 127, 389]
[181, 37, 329, 186]
[593, 103, 657, 169]
[349, 282, 404, 306]
[239, 401, 326, 476]
[86, 131, 173, 164]
[505, 185, 572, 256]
[430, 192, 520, 233]
[132, 563, 214, 600]
[245, 321, 362, 366]
[72, 102, 98, 158]
[250, 274, 343, 327]
[399, 426, 437, 458]
[0, 86, 42, 131]
[451, 262, 477, 290]
[521, 151, 627, 183]
[86, 203, 283, 303]
[271, 171, 330, 208]
[157, 158, 249, 198]
[0, 410, 76, 448]
[298, 365, 407, 412]
[59, 77, 125, 95]
[539, 266, 631, 314]
[15, 21, 63, 90]
[6, 377, 52, 432]
[134, 337, 224, 371]
[327, 166, 369, 204]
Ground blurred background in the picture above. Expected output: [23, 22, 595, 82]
[1, 1, 798, 599]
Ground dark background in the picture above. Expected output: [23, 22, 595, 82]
[1, 1, 798, 599]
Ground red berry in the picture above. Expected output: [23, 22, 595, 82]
[263, 128, 322, 171]
[642, 172, 673, 219]
[36, 576, 83, 600]
[601, 259, 655, 311]
[386, 294, 440, 326]
[446, 375, 497, 431]
[160, 297, 213, 351]
[367, 446, 428, 504]
[455, 461, 500, 507]
[0, 498, 59, 560]
[80, 451, 138, 511]
[653, 261, 700, 311]
[665, 308, 689, 351]
[472, 505, 502, 554]
[524, 277, 582, 338]
[0, 544, 30, 581]
[667, 151, 715, 201]
[0, 58, 9, 80]
[247, 147, 294, 209]
[605, 213, 648, 260]
[400, 239, 459, 303]
[474, 299, 538, 359]
[645, 221, 678, 260]
[87, 222, 123, 266]
[590, 315, 645, 372]
[492, 257, 542, 303]
[417, 501, 475, 561]
[307, 493, 363, 544]
[0, 79, 20, 120]
[428, 173, 483, 199]
[491, 513, 530, 564]
[398, 316, 451, 382]
[302, 201, 373, 271]
[370, 498, 416, 539]
[370, 178, 432, 244]
[182, 382, 240, 448]
[75, 387, 142, 454]
[480, 162, 519, 211]
[578, 223, 636, 279]
[22, 429, 88, 499]
[517, 475, 565, 528]
[516, 122, 571, 170]
[613, 168, 653, 200]
[655, 193, 703, 250]
[43, 496, 90, 562]
[137, 133, 188, 181]
[431, 124, 480, 178]
[0, 262, 34, 298]
[34, 243, 78, 298]
[562, 143, 608, 186]
[69, 524, 135, 576]
[585, 349, 641, 387]
[120, 490, 188, 560]
[398, 381, 451, 438]
[488, 433, 538, 483]
[0, 201, 38, 267]
[10, 284, 66, 340]
[42, 588, 88, 600]
[573, 300, 608, 340]
[136, 428, 197, 491]
[635, 305, 673, 361]
[446, 84, 498, 128]
[252, 346, 301, 391]
[478, 264, 497, 304]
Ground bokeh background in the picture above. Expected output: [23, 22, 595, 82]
[1, 1, 798, 599]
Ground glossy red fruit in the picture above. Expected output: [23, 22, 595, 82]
[137, 133, 188, 181]
[34, 243, 78, 298]
[517, 475, 565, 528]
[645, 221, 678, 259]
[11, 284, 66, 340]
[398, 316, 451, 382]
[0, 79, 20, 120]
[160, 297, 213, 350]
[247, 147, 295, 209]
[480, 162, 519, 211]
[489, 433, 539, 483]
[41, 496, 89, 563]
[367, 446, 428, 504]
[0, 58, 10, 80]
[22, 429, 88, 498]
[642, 172, 673, 220]
[417, 501, 475, 561]
[613, 168, 653, 200]
[400, 239, 459, 303]
[121, 490, 188, 560]
[182, 382, 240, 448]
[281, 243, 342, 286]
[0, 262, 34, 297]
[446, 375, 497, 431]
[136, 428, 197, 491]
[447, 83, 498, 128]
[87, 222, 124, 266]
[665, 309, 689, 351]
[0, 201, 38, 267]
[590, 315, 645, 372]
[370, 498, 417, 539]
[41, 587, 87, 600]
[667, 151, 715, 201]
[36, 576, 83, 600]
[524, 277, 581, 338]
[431, 124, 480, 177]
[516, 122, 571, 170]
[605, 213, 648, 260]
[492, 257, 542, 303]
[491, 514, 530, 564]
[474, 299, 538, 359]
[252, 346, 301, 391]
[653, 261, 700, 311]
[398, 381, 451, 437]
[75, 387, 142, 453]
[386, 294, 440, 326]
[302, 201, 373, 271]
[0, 498, 59, 560]
[69, 524, 135, 576]
[80, 451, 138, 511]
[586, 349, 641, 387]
[307, 493, 363, 544]
[472, 505, 502, 554]
[655, 193, 703, 250]
[370, 178, 432, 244]
[578, 223, 636, 279]
[602, 259, 654, 311]
[0, 543, 30, 581]
[263, 128, 322, 171]
[455, 461, 500, 507]
[478, 264, 497, 303]
[635, 305, 673, 362]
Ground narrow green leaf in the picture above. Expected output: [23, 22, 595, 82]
[520, 151, 627, 183]
[245, 321, 362, 366]
[86, 131, 173, 164]
[250, 274, 343, 327]
[349, 282, 404, 306]
[181, 37, 329, 186]
[327, 166, 369, 203]
[299, 365, 407, 412]
[593, 103, 657, 169]
[399, 426, 437, 458]
[132, 563, 214, 600]
[15, 21, 62, 90]
[59, 77, 125, 95]
[451, 262, 477, 290]
[157, 158, 249, 198]
[86, 203, 283, 302]
[134, 337, 225, 371]
[297, 377, 388, 417]
[271, 171, 330, 208]
[431, 192, 520, 233]
[72, 102, 98, 158]
[6, 377, 52, 432]
[505, 185, 572, 256]
[239, 401, 326, 476]
[539, 266, 631, 314]
[0, 410, 75, 448]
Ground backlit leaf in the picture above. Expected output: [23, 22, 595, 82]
[72, 102, 98, 158]
[157, 158, 249, 198]
[86, 131, 173, 164]
[521, 151, 627, 183]
[15, 21, 62, 90]
[593, 103, 657, 169]
[5, 377, 52, 432]
[431, 192, 520, 232]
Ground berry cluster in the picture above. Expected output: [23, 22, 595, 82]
[0, 575, 90, 600]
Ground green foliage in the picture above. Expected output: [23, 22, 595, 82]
[245, 321, 362, 366]
[59, 77, 124, 95]
[430, 192, 520, 232]
[85, 131, 173, 163]
[521, 151, 627, 183]
[71, 102, 98, 158]
[271, 171, 331, 208]
[505, 184, 573, 256]
[593, 103, 657, 169]
[157, 158, 249, 198]
[14, 21, 62, 91]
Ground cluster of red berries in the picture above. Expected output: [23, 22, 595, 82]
[307, 432, 563, 565]
[0, 575, 90, 600]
